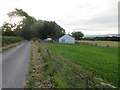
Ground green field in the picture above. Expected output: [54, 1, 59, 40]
[78, 40, 119, 47]
[47, 43, 118, 87]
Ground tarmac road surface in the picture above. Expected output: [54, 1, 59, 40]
[2, 41, 31, 88]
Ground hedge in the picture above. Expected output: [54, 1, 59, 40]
[2, 36, 24, 46]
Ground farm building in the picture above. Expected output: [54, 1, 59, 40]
[59, 34, 75, 44]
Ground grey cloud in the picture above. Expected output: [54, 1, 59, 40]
[72, 27, 113, 31]
[86, 15, 117, 24]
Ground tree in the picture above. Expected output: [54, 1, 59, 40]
[1, 22, 15, 36]
[8, 8, 37, 40]
[34, 20, 65, 40]
[2, 8, 66, 40]
[72, 31, 84, 40]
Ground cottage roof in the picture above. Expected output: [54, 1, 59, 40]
[59, 34, 75, 39]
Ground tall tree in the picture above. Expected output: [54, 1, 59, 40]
[8, 8, 37, 40]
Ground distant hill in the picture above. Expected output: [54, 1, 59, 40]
[84, 34, 120, 38]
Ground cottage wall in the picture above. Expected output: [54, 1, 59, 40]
[59, 35, 75, 44]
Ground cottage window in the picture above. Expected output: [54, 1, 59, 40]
[61, 39, 65, 42]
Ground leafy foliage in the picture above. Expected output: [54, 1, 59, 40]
[1, 22, 15, 36]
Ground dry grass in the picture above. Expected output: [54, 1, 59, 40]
[78, 40, 119, 47]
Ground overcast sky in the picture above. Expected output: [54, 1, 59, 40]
[0, 0, 119, 35]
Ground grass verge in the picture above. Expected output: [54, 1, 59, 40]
[26, 41, 55, 88]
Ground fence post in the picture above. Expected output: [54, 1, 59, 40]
[107, 45, 109, 47]
[47, 50, 50, 57]
[95, 43, 97, 46]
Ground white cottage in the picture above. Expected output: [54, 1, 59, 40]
[59, 34, 75, 44]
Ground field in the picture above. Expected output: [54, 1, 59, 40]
[78, 40, 119, 47]
[47, 42, 118, 87]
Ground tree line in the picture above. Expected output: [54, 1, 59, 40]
[1, 9, 65, 40]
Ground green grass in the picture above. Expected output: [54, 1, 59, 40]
[26, 43, 35, 88]
[78, 40, 119, 47]
[37, 42, 116, 88]
[47, 43, 118, 87]
[39, 42, 97, 88]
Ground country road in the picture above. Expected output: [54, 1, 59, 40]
[2, 41, 31, 88]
